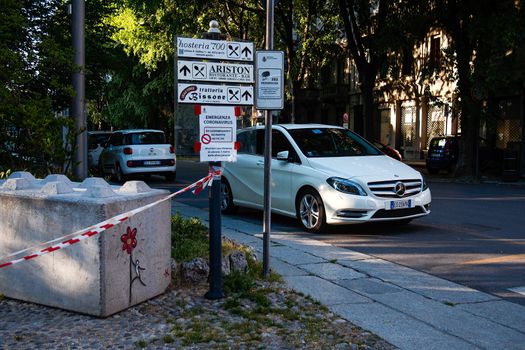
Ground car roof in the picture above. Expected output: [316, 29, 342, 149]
[88, 130, 112, 135]
[112, 129, 164, 134]
[240, 123, 344, 131]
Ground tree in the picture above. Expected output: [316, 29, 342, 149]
[433, 0, 524, 177]
[0, 0, 76, 176]
[337, 0, 394, 139]
[276, 0, 340, 123]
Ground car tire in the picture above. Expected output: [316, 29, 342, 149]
[220, 178, 237, 214]
[115, 164, 127, 183]
[165, 172, 176, 182]
[296, 188, 326, 233]
[98, 162, 105, 177]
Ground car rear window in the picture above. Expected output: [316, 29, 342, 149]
[430, 138, 449, 149]
[124, 132, 166, 145]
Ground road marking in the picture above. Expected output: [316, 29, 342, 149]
[508, 286, 525, 296]
[463, 253, 525, 265]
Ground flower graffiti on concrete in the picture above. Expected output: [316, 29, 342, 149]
[121, 227, 137, 254]
[121, 226, 146, 304]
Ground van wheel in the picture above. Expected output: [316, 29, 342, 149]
[296, 188, 326, 233]
[98, 163, 105, 177]
[221, 179, 237, 214]
[116, 164, 127, 183]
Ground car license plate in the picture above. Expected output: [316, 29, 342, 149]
[144, 160, 160, 166]
[386, 199, 412, 210]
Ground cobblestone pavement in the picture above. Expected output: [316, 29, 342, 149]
[0, 282, 396, 350]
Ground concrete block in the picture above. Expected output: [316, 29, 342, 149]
[0, 175, 171, 317]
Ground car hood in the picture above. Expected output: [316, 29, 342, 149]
[305, 155, 421, 181]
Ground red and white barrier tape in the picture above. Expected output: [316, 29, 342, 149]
[0, 168, 221, 269]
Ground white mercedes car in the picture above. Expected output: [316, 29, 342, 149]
[221, 124, 431, 232]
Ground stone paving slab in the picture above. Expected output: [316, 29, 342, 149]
[338, 279, 525, 350]
[457, 299, 525, 334]
[330, 302, 480, 350]
[266, 246, 326, 265]
[269, 258, 310, 277]
[269, 234, 371, 261]
[337, 258, 498, 304]
[299, 262, 366, 281]
[284, 275, 372, 306]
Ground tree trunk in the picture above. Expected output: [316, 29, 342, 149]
[361, 70, 375, 140]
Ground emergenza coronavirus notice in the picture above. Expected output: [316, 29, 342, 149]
[198, 106, 238, 162]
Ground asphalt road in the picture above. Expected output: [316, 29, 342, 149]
[149, 159, 525, 306]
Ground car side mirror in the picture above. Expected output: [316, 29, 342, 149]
[276, 150, 290, 161]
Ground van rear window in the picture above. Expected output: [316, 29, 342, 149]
[125, 132, 165, 145]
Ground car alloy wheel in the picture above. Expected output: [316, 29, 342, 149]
[116, 164, 127, 183]
[220, 179, 237, 214]
[297, 189, 325, 232]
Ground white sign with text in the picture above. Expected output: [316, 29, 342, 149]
[198, 105, 238, 162]
[177, 37, 254, 61]
[255, 51, 284, 110]
[178, 83, 253, 105]
[177, 60, 254, 83]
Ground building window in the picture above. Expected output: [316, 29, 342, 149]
[402, 46, 414, 76]
[430, 36, 441, 68]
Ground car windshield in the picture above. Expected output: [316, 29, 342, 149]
[288, 128, 382, 158]
[125, 132, 165, 145]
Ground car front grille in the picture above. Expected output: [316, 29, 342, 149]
[367, 179, 422, 198]
[371, 206, 425, 219]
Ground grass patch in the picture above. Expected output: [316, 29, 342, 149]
[162, 335, 174, 343]
[135, 340, 147, 348]
[171, 213, 209, 261]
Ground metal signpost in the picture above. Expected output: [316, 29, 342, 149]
[176, 22, 253, 299]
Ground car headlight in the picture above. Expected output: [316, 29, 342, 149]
[421, 174, 429, 191]
[326, 177, 367, 196]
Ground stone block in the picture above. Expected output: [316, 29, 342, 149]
[0, 174, 171, 317]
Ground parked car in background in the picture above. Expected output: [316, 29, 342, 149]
[372, 140, 402, 161]
[221, 124, 431, 233]
[426, 136, 459, 174]
[98, 129, 176, 182]
[88, 131, 112, 172]
[426, 135, 505, 175]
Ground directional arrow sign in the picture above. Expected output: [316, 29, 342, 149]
[177, 60, 254, 83]
[177, 37, 254, 62]
[178, 83, 253, 105]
